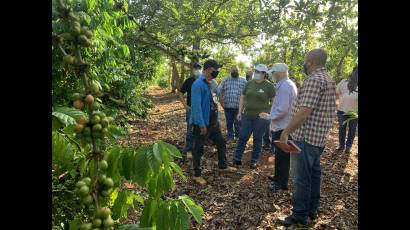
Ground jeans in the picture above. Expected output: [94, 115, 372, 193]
[337, 110, 358, 150]
[184, 110, 193, 152]
[291, 140, 324, 223]
[271, 130, 291, 188]
[234, 115, 270, 164]
[224, 108, 241, 139]
[192, 124, 227, 177]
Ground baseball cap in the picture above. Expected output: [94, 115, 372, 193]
[203, 59, 222, 70]
[268, 63, 288, 74]
[254, 64, 268, 72]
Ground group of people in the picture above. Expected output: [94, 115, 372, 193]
[178, 48, 358, 227]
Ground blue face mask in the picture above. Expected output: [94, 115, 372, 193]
[194, 69, 201, 78]
[254, 72, 260, 81]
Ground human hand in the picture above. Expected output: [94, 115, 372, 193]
[259, 112, 269, 120]
[279, 130, 289, 144]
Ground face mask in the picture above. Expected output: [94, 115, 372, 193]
[211, 70, 219, 78]
[231, 72, 239, 78]
[254, 72, 260, 81]
[194, 69, 201, 77]
[303, 63, 309, 75]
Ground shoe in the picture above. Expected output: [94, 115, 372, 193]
[336, 146, 344, 152]
[345, 148, 352, 154]
[308, 211, 318, 220]
[186, 151, 192, 159]
[250, 162, 257, 169]
[269, 181, 288, 193]
[192, 176, 207, 185]
[280, 215, 307, 227]
[233, 160, 242, 166]
[219, 166, 238, 173]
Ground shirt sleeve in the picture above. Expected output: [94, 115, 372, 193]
[299, 78, 323, 109]
[190, 83, 205, 127]
[268, 85, 290, 121]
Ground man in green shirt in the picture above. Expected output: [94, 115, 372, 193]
[234, 64, 276, 168]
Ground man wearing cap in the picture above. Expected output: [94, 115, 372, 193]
[190, 59, 237, 185]
[219, 65, 247, 141]
[179, 62, 202, 160]
[234, 64, 276, 169]
[259, 63, 298, 193]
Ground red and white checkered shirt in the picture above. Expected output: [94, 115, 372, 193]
[290, 67, 336, 147]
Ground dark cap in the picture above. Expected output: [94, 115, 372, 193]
[203, 59, 222, 70]
[192, 62, 202, 69]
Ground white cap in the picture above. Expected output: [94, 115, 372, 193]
[268, 63, 288, 74]
[254, 64, 268, 72]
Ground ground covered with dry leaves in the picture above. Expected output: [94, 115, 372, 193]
[123, 86, 358, 230]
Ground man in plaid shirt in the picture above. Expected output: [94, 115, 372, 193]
[219, 66, 247, 141]
[279, 49, 336, 227]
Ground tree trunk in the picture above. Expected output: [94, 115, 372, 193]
[171, 57, 179, 93]
[179, 61, 186, 89]
[336, 46, 351, 77]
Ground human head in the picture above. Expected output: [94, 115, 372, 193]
[230, 65, 239, 78]
[303, 48, 327, 75]
[347, 65, 358, 93]
[191, 62, 202, 78]
[203, 59, 222, 81]
[269, 63, 289, 81]
[253, 64, 268, 81]
[245, 70, 253, 81]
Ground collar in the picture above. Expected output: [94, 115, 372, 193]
[310, 67, 327, 76]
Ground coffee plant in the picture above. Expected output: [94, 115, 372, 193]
[52, 1, 203, 229]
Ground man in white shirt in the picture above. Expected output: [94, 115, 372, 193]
[336, 66, 358, 153]
[259, 63, 298, 193]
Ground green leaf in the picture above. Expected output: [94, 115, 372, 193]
[156, 201, 170, 230]
[106, 146, 123, 182]
[52, 111, 76, 126]
[106, 125, 126, 140]
[68, 218, 81, 230]
[177, 201, 190, 230]
[179, 195, 204, 224]
[170, 162, 187, 181]
[121, 44, 130, 57]
[160, 141, 182, 158]
[121, 148, 135, 180]
[153, 143, 162, 162]
[140, 198, 157, 227]
[132, 145, 151, 186]
[52, 116, 63, 131]
[84, 0, 97, 11]
[118, 225, 153, 230]
[52, 132, 74, 172]
[112, 189, 127, 220]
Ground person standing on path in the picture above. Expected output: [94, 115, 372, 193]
[233, 64, 276, 169]
[178, 62, 202, 159]
[278, 49, 336, 227]
[245, 70, 253, 81]
[219, 65, 247, 141]
[259, 63, 298, 193]
[336, 65, 358, 154]
[190, 59, 237, 185]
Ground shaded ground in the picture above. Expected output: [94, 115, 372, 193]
[125, 86, 358, 229]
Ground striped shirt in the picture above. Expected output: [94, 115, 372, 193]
[219, 76, 247, 109]
[290, 67, 337, 147]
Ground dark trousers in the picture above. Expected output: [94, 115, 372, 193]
[337, 110, 358, 150]
[192, 124, 227, 177]
[271, 130, 291, 188]
[263, 122, 271, 145]
[224, 108, 240, 139]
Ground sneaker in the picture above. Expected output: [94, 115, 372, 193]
[233, 160, 242, 166]
[186, 151, 192, 159]
[250, 162, 257, 169]
[192, 176, 207, 185]
[219, 166, 238, 173]
[308, 211, 318, 220]
[336, 146, 344, 152]
[280, 215, 307, 227]
[345, 148, 352, 154]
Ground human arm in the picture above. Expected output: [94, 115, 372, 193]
[190, 83, 206, 133]
[178, 92, 190, 111]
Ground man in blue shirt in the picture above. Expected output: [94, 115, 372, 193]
[190, 59, 237, 185]
[259, 63, 298, 193]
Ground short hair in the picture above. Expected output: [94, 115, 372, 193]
[306, 48, 327, 66]
[203, 59, 222, 70]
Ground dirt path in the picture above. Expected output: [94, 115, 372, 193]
[127, 86, 358, 230]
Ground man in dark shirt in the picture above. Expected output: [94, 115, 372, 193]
[179, 62, 202, 159]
